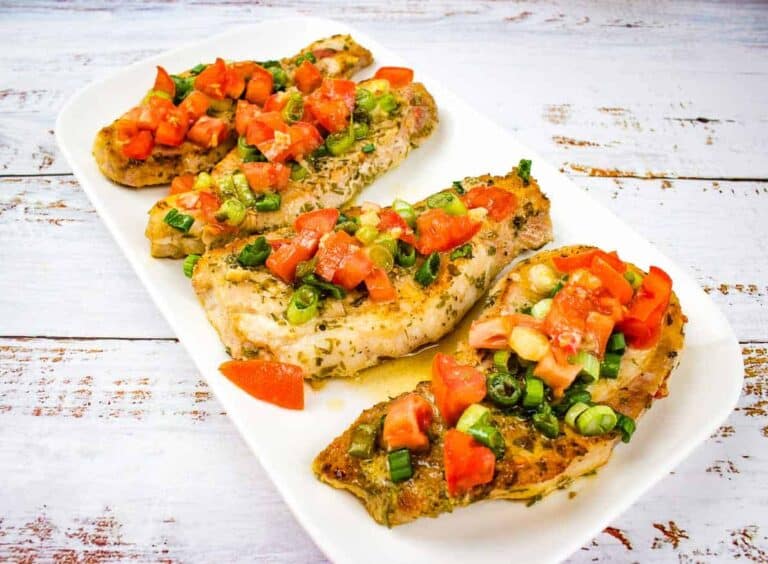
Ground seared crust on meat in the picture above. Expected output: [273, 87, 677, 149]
[192, 169, 552, 378]
[145, 80, 438, 258]
[93, 35, 373, 188]
[313, 246, 686, 526]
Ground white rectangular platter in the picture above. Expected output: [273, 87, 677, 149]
[56, 17, 743, 564]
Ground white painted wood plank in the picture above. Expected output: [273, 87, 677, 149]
[2, 175, 765, 340]
[0, 338, 765, 562]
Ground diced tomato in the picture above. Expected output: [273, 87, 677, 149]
[223, 66, 246, 99]
[468, 314, 544, 350]
[263, 92, 288, 113]
[179, 91, 211, 122]
[187, 116, 229, 148]
[585, 311, 615, 357]
[321, 78, 356, 111]
[294, 60, 323, 94]
[294, 208, 339, 235]
[333, 248, 375, 290]
[462, 186, 517, 222]
[194, 57, 228, 100]
[443, 429, 495, 497]
[121, 130, 154, 160]
[242, 162, 290, 191]
[314, 231, 359, 282]
[374, 66, 414, 88]
[154, 107, 189, 147]
[533, 350, 582, 397]
[305, 96, 349, 133]
[244, 65, 274, 105]
[115, 109, 140, 141]
[543, 284, 594, 353]
[382, 393, 433, 450]
[552, 249, 625, 274]
[415, 209, 482, 255]
[257, 130, 293, 163]
[230, 61, 260, 80]
[591, 256, 633, 304]
[431, 353, 486, 426]
[153, 65, 175, 98]
[245, 111, 289, 147]
[271, 162, 291, 189]
[312, 47, 337, 59]
[364, 268, 397, 302]
[169, 174, 195, 196]
[288, 122, 323, 160]
[377, 209, 409, 234]
[235, 100, 261, 136]
[136, 104, 166, 131]
[617, 266, 672, 349]
[198, 190, 222, 225]
[219, 359, 304, 410]
[266, 229, 320, 283]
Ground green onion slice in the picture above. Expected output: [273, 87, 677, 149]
[281, 92, 304, 123]
[301, 274, 346, 300]
[395, 241, 416, 267]
[624, 270, 643, 289]
[355, 87, 376, 112]
[615, 413, 636, 443]
[170, 75, 195, 104]
[232, 172, 257, 208]
[493, 350, 511, 372]
[415, 252, 440, 287]
[348, 424, 377, 458]
[607, 332, 626, 353]
[255, 192, 281, 212]
[600, 352, 622, 379]
[468, 424, 506, 459]
[361, 143, 375, 153]
[294, 257, 317, 280]
[377, 92, 399, 114]
[387, 449, 413, 483]
[564, 401, 591, 429]
[452, 180, 465, 195]
[215, 198, 246, 226]
[530, 298, 553, 320]
[450, 243, 473, 261]
[163, 208, 194, 233]
[194, 172, 212, 191]
[575, 405, 618, 436]
[532, 404, 560, 438]
[325, 127, 356, 156]
[354, 224, 379, 245]
[190, 63, 207, 75]
[367, 244, 395, 272]
[553, 388, 592, 416]
[456, 404, 491, 433]
[290, 163, 308, 181]
[571, 351, 600, 383]
[522, 376, 545, 408]
[427, 191, 467, 216]
[237, 136, 265, 163]
[286, 285, 320, 325]
[487, 372, 522, 407]
[183, 254, 201, 278]
[353, 122, 369, 140]
[392, 199, 417, 227]
[216, 175, 237, 200]
[237, 236, 271, 267]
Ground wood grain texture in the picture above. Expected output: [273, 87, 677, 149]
[1, 0, 766, 562]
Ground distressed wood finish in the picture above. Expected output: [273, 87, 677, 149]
[1, 1, 767, 562]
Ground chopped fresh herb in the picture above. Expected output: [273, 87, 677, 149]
[517, 158, 532, 184]
[163, 208, 194, 233]
[294, 52, 317, 65]
[362, 143, 375, 153]
[452, 180, 465, 195]
[450, 244, 473, 260]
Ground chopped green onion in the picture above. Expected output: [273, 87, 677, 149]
[163, 208, 194, 233]
[415, 252, 440, 287]
[517, 158, 532, 185]
[194, 172, 212, 191]
[615, 413, 636, 443]
[387, 449, 413, 483]
[576, 405, 618, 436]
[487, 372, 522, 407]
[189, 63, 207, 75]
[325, 127, 356, 156]
[294, 52, 316, 65]
[143, 89, 172, 104]
[450, 243, 473, 261]
[215, 198, 246, 226]
[301, 274, 346, 300]
[395, 241, 416, 267]
[392, 199, 417, 227]
[355, 224, 379, 245]
[530, 298, 553, 319]
[377, 92, 399, 114]
[286, 285, 320, 325]
[237, 236, 271, 267]
[522, 376, 545, 408]
[608, 332, 626, 353]
[564, 402, 591, 429]
[255, 192, 281, 212]
[456, 404, 491, 433]
[217, 175, 237, 200]
[373, 234, 397, 256]
[468, 424, 506, 459]
[265, 64, 288, 91]
[367, 244, 395, 272]
[553, 388, 592, 416]
[493, 350, 511, 372]
[170, 75, 195, 104]
[427, 191, 467, 216]
[281, 92, 304, 123]
[290, 163, 308, 181]
[232, 172, 257, 208]
[624, 270, 643, 289]
[571, 351, 600, 383]
[353, 122, 369, 140]
[237, 136, 265, 163]
[549, 280, 564, 298]
[361, 143, 375, 153]
[355, 87, 376, 112]
[452, 180, 465, 195]
[600, 352, 622, 378]
[295, 257, 317, 280]
[335, 214, 359, 234]
[348, 424, 377, 458]
[532, 403, 560, 438]
[183, 254, 201, 278]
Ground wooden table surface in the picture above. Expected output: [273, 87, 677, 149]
[1, 1, 767, 562]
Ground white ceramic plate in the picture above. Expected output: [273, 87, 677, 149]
[57, 17, 743, 564]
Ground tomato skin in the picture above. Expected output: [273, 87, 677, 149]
[288, 122, 323, 160]
[294, 208, 339, 235]
[223, 66, 246, 99]
[415, 209, 481, 255]
[187, 116, 229, 148]
[333, 248, 375, 290]
[552, 249, 625, 274]
[154, 107, 189, 147]
[305, 96, 349, 133]
[364, 268, 397, 302]
[169, 174, 195, 196]
[585, 311, 615, 357]
[266, 229, 320, 283]
[121, 130, 154, 160]
[219, 360, 304, 410]
[194, 57, 228, 100]
[591, 256, 633, 304]
[294, 60, 323, 93]
[617, 266, 672, 349]
[179, 91, 211, 122]
[153, 65, 175, 97]
[235, 100, 261, 136]
[245, 65, 274, 105]
[462, 186, 517, 221]
[431, 353, 486, 426]
[314, 231, 358, 282]
[382, 393, 433, 450]
[443, 429, 495, 497]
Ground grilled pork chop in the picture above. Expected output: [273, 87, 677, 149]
[93, 35, 373, 187]
[145, 80, 438, 258]
[192, 169, 552, 378]
[313, 246, 685, 526]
